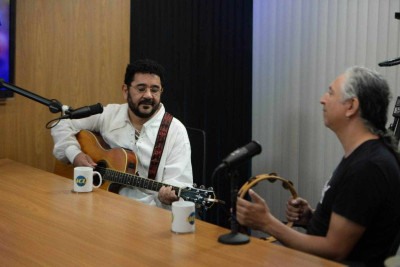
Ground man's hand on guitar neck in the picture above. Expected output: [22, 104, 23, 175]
[158, 186, 179, 205]
[73, 152, 97, 167]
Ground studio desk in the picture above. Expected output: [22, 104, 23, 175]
[0, 159, 344, 266]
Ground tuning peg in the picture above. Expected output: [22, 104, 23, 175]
[208, 187, 213, 191]
[199, 185, 205, 189]
[192, 183, 197, 188]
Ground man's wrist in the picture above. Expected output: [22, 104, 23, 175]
[66, 145, 82, 164]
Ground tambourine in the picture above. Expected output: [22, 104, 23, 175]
[238, 173, 298, 243]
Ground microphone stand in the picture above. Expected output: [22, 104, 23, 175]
[0, 80, 66, 114]
[389, 117, 400, 145]
[389, 96, 400, 145]
[218, 169, 250, 245]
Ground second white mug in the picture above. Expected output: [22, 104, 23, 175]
[171, 200, 196, 234]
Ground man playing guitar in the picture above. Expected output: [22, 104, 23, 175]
[51, 59, 193, 208]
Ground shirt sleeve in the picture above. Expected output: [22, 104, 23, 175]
[51, 113, 102, 163]
[158, 119, 193, 188]
[332, 162, 385, 227]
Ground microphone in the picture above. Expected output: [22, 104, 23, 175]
[217, 141, 262, 170]
[62, 103, 103, 119]
[378, 57, 400, 67]
[217, 140, 261, 245]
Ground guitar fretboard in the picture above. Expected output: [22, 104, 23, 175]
[96, 166, 181, 194]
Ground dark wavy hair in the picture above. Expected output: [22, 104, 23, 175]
[342, 66, 400, 160]
[124, 59, 166, 87]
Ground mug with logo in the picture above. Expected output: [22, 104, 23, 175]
[171, 200, 196, 234]
[73, 166, 103, 193]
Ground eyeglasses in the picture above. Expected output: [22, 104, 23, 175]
[130, 84, 163, 95]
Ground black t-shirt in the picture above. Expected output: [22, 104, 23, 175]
[307, 139, 400, 266]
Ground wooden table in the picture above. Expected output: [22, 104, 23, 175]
[0, 159, 344, 266]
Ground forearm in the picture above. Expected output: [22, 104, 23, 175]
[264, 216, 345, 261]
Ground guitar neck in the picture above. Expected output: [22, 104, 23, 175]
[99, 167, 181, 194]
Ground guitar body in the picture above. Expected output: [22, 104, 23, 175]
[76, 130, 138, 193]
[53, 130, 217, 208]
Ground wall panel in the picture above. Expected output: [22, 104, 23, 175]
[0, 0, 130, 172]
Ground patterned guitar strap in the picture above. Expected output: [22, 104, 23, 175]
[147, 112, 173, 179]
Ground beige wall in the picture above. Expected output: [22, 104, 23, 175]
[0, 0, 130, 172]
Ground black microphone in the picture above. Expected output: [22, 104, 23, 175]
[62, 103, 103, 119]
[217, 141, 262, 170]
[378, 57, 400, 67]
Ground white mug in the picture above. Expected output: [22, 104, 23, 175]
[385, 255, 400, 267]
[171, 200, 196, 234]
[73, 166, 102, 193]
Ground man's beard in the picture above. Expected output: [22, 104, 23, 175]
[127, 93, 160, 119]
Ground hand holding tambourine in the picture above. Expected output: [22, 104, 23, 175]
[237, 173, 298, 243]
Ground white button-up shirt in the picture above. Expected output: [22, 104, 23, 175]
[51, 103, 193, 208]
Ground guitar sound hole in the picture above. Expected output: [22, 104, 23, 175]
[94, 160, 121, 194]
[97, 160, 107, 169]
[128, 162, 136, 169]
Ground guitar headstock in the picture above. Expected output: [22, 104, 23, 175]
[179, 186, 220, 209]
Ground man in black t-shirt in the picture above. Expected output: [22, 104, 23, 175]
[308, 139, 400, 265]
[236, 66, 400, 266]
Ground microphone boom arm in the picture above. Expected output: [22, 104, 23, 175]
[0, 80, 63, 114]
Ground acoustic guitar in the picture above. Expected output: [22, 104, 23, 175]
[75, 130, 217, 209]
